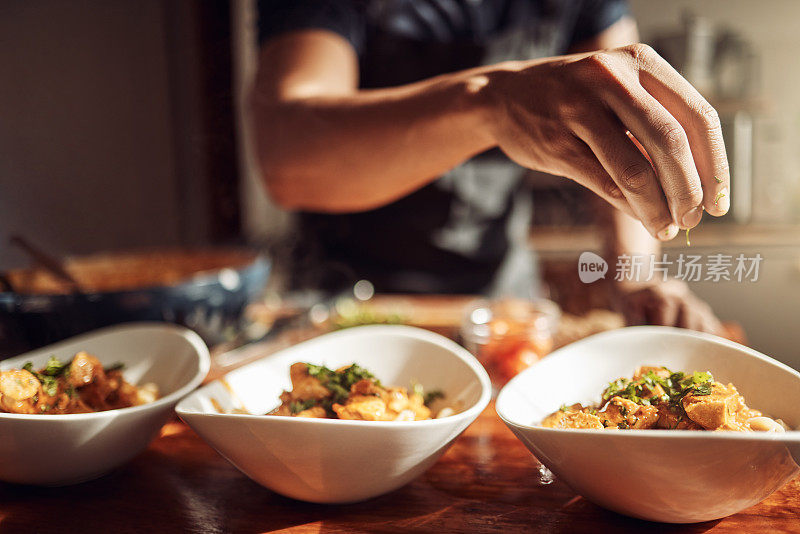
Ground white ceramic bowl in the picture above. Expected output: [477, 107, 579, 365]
[176, 325, 491, 503]
[496, 326, 800, 523]
[0, 322, 209, 485]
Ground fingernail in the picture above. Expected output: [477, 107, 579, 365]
[681, 206, 703, 228]
[657, 224, 679, 241]
[715, 187, 730, 214]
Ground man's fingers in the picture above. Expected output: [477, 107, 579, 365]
[621, 44, 730, 216]
[604, 84, 705, 229]
[560, 137, 639, 220]
[573, 114, 677, 240]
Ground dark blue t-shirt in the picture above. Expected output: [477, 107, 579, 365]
[257, 0, 628, 294]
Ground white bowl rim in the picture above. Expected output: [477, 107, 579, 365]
[176, 324, 492, 429]
[496, 325, 800, 442]
[0, 322, 210, 421]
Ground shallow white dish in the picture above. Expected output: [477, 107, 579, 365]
[496, 326, 800, 524]
[176, 325, 491, 504]
[0, 322, 209, 485]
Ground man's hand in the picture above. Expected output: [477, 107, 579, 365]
[481, 44, 730, 240]
[614, 279, 723, 334]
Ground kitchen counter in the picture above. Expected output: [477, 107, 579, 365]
[1, 406, 796, 533]
[0, 296, 793, 533]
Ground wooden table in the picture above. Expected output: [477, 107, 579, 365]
[0, 401, 797, 533]
[0, 297, 794, 533]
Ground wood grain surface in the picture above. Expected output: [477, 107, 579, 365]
[0, 402, 797, 534]
[0, 296, 792, 533]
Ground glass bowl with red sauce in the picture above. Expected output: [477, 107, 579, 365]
[460, 298, 560, 393]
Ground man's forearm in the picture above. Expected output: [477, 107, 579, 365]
[251, 68, 497, 212]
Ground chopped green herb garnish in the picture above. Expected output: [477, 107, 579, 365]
[685, 228, 691, 246]
[305, 363, 378, 405]
[692, 382, 712, 396]
[714, 191, 726, 206]
[714, 176, 723, 184]
[602, 367, 714, 416]
[43, 356, 70, 377]
[409, 380, 443, 405]
[21, 358, 68, 395]
[41, 376, 58, 397]
[423, 389, 444, 406]
[289, 399, 316, 414]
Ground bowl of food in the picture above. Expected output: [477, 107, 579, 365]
[0, 322, 209, 485]
[176, 325, 491, 503]
[0, 248, 269, 358]
[496, 326, 800, 523]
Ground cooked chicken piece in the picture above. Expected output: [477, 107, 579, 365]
[726, 390, 762, 431]
[271, 363, 448, 421]
[333, 394, 389, 421]
[541, 409, 604, 429]
[405, 392, 431, 420]
[68, 351, 105, 387]
[384, 388, 409, 414]
[295, 406, 327, 418]
[682, 382, 745, 430]
[0, 369, 41, 414]
[334, 380, 433, 421]
[633, 366, 671, 380]
[394, 410, 417, 421]
[268, 402, 292, 416]
[0, 369, 39, 400]
[135, 383, 159, 405]
[631, 366, 669, 399]
[351, 378, 382, 397]
[288, 363, 331, 401]
[656, 405, 703, 430]
[78, 378, 115, 411]
[598, 396, 659, 429]
[543, 367, 782, 433]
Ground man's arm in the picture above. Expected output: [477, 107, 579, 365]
[573, 16, 724, 333]
[570, 16, 662, 258]
[251, 22, 729, 239]
[251, 29, 495, 212]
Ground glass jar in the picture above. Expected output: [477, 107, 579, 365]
[460, 298, 560, 393]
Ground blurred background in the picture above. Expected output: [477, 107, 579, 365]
[1, 0, 799, 368]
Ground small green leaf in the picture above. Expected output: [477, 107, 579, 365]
[42, 376, 58, 397]
[289, 399, 316, 414]
[424, 390, 444, 405]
